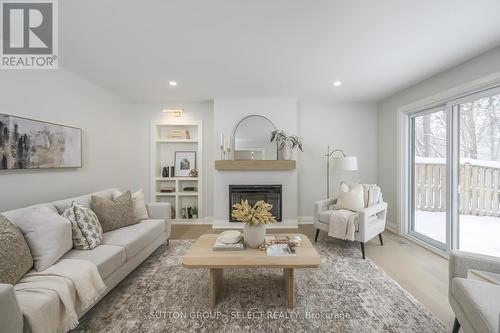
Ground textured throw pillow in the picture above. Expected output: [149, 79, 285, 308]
[91, 191, 137, 232]
[113, 189, 149, 220]
[0, 214, 33, 285]
[336, 182, 365, 211]
[8, 205, 72, 271]
[62, 201, 103, 250]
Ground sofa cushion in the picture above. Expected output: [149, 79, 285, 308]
[451, 277, 500, 333]
[91, 191, 137, 233]
[61, 245, 126, 279]
[0, 215, 33, 285]
[62, 202, 103, 250]
[102, 220, 166, 259]
[3, 204, 72, 272]
[52, 189, 117, 214]
[113, 189, 149, 220]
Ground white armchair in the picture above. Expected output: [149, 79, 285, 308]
[313, 197, 388, 259]
[449, 251, 500, 333]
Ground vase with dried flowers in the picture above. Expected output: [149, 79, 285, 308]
[231, 199, 277, 248]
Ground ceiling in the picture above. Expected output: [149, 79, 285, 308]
[59, 0, 500, 102]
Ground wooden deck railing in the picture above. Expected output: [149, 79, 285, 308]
[415, 160, 500, 217]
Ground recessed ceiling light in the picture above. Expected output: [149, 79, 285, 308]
[333, 81, 342, 87]
[169, 81, 177, 86]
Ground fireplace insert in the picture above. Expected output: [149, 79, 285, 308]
[229, 185, 282, 222]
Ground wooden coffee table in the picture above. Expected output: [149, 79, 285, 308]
[182, 234, 320, 308]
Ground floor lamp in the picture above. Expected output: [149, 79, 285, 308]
[325, 145, 358, 198]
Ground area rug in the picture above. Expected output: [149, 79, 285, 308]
[74, 239, 447, 332]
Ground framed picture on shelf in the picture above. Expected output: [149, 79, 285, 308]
[174, 151, 196, 177]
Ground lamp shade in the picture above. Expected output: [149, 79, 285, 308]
[333, 156, 358, 171]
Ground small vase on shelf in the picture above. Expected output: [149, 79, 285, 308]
[280, 143, 292, 160]
[162, 167, 168, 178]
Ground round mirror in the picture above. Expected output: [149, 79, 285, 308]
[233, 115, 277, 160]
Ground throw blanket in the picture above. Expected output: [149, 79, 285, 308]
[14, 259, 106, 333]
[328, 209, 358, 241]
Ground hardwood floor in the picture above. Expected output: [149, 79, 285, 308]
[171, 224, 454, 328]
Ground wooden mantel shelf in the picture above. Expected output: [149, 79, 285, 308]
[214, 160, 296, 171]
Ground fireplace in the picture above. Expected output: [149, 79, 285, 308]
[229, 185, 282, 222]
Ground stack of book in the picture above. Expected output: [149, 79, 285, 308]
[169, 129, 190, 139]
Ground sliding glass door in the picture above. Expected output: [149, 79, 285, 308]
[408, 86, 500, 256]
[456, 90, 500, 256]
[409, 107, 448, 251]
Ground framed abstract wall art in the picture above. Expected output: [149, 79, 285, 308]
[0, 113, 82, 169]
[174, 151, 196, 177]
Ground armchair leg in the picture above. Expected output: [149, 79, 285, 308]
[452, 318, 460, 333]
[314, 229, 320, 242]
[360, 242, 366, 259]
[378, 233, 384, 246]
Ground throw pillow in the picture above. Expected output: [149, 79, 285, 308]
[113, 189, 149, 220]
[0, 214, 33, 285]
[336, 182, 365, 211]
[91, 191, 138, 232]
[6, 205, 72, 271]
[62, 201, 103, 250]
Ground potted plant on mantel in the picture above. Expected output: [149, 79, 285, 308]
[231, 199, 276, 248]
[270, 130, 303, 160]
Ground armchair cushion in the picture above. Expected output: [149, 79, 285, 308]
[336, 182, 364, 211]
[451, 277, 500, 333]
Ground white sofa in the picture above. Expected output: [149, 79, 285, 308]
[0, 189, 171, 333]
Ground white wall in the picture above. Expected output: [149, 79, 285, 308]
[130, 101, 214, 217]
[299, 101, 378, 217]
[377, 46, 500, 231]
[213, 99, 299, 221]
[0, 69, 135, 211]
[0, 73, 380, 220]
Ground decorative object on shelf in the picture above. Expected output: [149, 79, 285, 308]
[182, 186, 197, 192]
[231, 199, 276, 248]
[189, 168, 198, 177]
[171, 206, 176, 219]
[162, 166, 169, 178]
[190, 207, 198, 219]
[0, 113, 82, 169]
[169, 166, 175, 177]
[219, 133, 232, 160]
[160, 186, 175, 193]
[270, 130, 303, 161]
[324, 146, 358, 198]
[174, 151, 196, 177]
[168, 129, 190, 140]
[181, 207, 188, 219]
